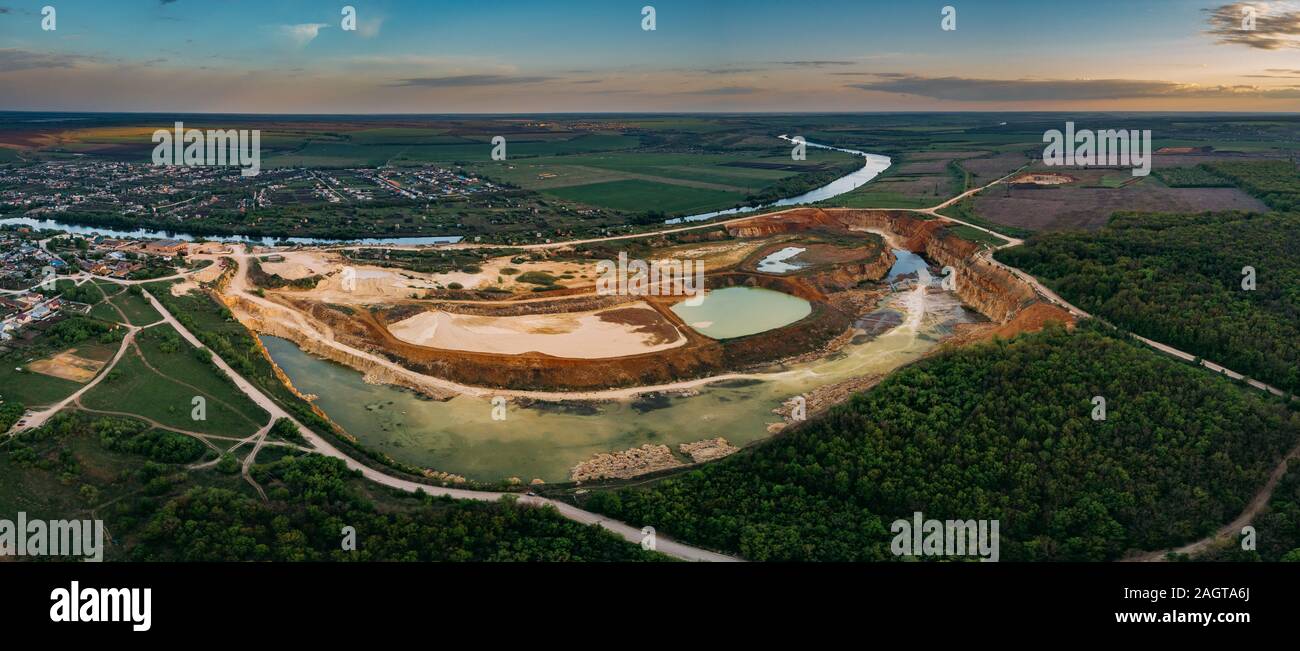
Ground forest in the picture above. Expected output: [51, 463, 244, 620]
[0, 414, 661, 562]
[579, 324, 1300, 561]
[997, 210, 1300, 395]
[1202, 161, 1300, 211]
[1199, 464, 1300, 562]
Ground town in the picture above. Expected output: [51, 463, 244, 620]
[0, 226, 191, 341]
[0, 159, 508, 232]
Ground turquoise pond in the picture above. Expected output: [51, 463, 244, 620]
[669, 286, 812, 339]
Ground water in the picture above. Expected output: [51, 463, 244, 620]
[5, 136, 881, 242]
[755, 246, 807, 274]
[261, 270, 981, 483]
[666, 137, 891, 224]
[0, 216, 463, 247]
[670, 286, 811, 339]
[887, 248, 930, 281]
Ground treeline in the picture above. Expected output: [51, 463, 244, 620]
[3, 414, 660, 562]
[94, 417, 208, 464]
[1199, 464, 1300, 562]
[1151, 166, 1235, 188]
[47, 315, 123, 347]
[343, 247, 520, 275]
[997, 211, 1300, 395]
[0, 400, 23, 432]
[1203, 160, 1300, 211]
[138, 455, 661, 562]
[744, 157, 863, 206]
[247, 258, 320, 290]
[581, 324, 1300, 561]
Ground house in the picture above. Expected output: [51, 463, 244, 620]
[144, 239, 187, 256]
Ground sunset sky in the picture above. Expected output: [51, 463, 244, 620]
[3, 0, 1300, 113]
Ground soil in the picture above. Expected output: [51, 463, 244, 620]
[28, 349, 105, 383]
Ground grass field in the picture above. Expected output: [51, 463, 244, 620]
[0, 365, 84, 407]
[107, 289, 162, 326]
[0, 424, 145, 522]
[947, 224, 1009, 247]
[544, 179, 744, 214]
[80, 324, 267, 436]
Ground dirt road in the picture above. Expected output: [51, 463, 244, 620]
[139, 288, 739, 562]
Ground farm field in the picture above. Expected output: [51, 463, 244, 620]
[963, 169, 1269, 231]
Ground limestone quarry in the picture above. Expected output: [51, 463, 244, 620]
[204, 206, 1073, 483]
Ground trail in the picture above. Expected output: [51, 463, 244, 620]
[11, 137, 1295, 563]
[137, 286, 738, 561]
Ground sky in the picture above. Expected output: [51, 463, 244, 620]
[3, 0, 1300, 113]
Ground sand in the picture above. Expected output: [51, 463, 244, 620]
[260, 251, 334, 280]
[386, 302, 686, 359]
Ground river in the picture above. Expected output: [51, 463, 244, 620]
[3, 136, 887, 244]
[665, 137, 891, 224]
[262, 250, 981, 483]
[0, 216, 463, 247]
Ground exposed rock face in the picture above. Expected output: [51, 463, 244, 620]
[679, 437, 739, 463]
[570, 444, 684, 481]
[228, 292, 458, 400]
[798, 248, 896, 294]
[728, 208, 1046, 326]
[283, 273, 852, 393]
[919, 230, 1036, 323]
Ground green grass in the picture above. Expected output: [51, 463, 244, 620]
[107, 289, 162, 326]
[827, 189, 937, 209]
[80, 326, 266, 436]
[544, 179, 743, 215]
[0, 366, 83, 408]
[937, 197, 1036, 239]
[515, 271, 558, 286]
[0, 426, 141, 522]
[947, 225, 1009, 248]
[134, 326, 268, 424]
[88, 301, 124, 323]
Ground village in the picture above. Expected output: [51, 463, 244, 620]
[0, 159, 507, 224]
[0, 226, 190, 341]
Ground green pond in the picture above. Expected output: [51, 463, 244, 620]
[670, 286, 812, 339]
[262, 252, 981, 483]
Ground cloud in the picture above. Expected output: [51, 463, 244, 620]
[0, 48, 89, 71]
[390, 74, 556, 88]
[1204, 2, 1300, 49]
[358, 16, 383, 38]
[160, 0, 178, 5]
[279, 23, 329, 47]
[697, 67, 764, 75]
[847, 73, 1300, 101]
[676, 86, 759, 95]
[341, 54, 509, 71]
[1243, 67, 1300, 77]
[772, 60, 855, 67]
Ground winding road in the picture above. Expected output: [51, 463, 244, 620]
[8, 139, 1295, 563]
